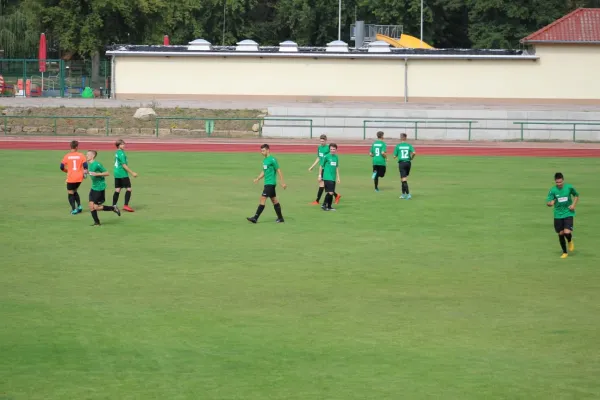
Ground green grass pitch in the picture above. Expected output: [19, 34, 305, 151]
[1, 149, 599, 400]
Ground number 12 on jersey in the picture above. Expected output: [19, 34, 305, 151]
[401, 149, 409, 158]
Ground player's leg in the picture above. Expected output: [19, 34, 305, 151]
[554, 219, 568, 258]
[373, 165, 379, 191]
[372, 165, 378, 180]
[122, 178, 134, 212]
[564, 217, 574, 251]
[400, 163, 411, 199]
[97, 190, 121, 216]
[73, 183, 83, 213]
[271, 195, 284, 223]
[112, 178, 122, 206]
[312, 173, 325, 205]
[247, 186, 269, 223]
[89, 190, 101, 226]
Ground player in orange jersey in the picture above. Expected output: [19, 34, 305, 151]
[60, 140, 88, 215]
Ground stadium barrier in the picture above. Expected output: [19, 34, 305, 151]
[363, 119, 478, 141]
[2, 115, 110, 136]
[513, 121, 600, 142]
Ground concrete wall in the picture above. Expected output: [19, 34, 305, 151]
[261, 106, 600, 141]
[112, 44, 600, 104]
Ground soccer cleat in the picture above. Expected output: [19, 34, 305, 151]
[247, 217, 257, 224]
[399, 194, 406, 199]
[334, 194, 341, 204]
[568, 240, 575, 252]
[276, 218, 285, 223]
[91, 223, 101, 227]
[77, 205, 83, 214]
[560, 253, 568, 259]
[113, 206, 121, 217]
[123, 205, 135, 212]
[71, 209, 79, 215]
[372, 171, 378, 179]
[310, 201, 320, 205]
[375, 188, 380, 192]
[406, 194, 412, 200]
[328, 207, 336, 212]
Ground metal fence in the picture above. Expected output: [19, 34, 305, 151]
[0, 58, 111, 98]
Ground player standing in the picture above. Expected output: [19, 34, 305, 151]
[309, 134, 341, 205]
[87, 150, 121, 226]
[247, 144, 287, 223]
[319, 143, 341, 211]
[546, 172, 579, 258]
[370, 131, 387, 192]
[393, 133, 416, 199]
[60, 140, 88, 215]
[112, 139, 138, 212]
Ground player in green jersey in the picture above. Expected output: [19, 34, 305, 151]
[393, 133, 416, 199]
[308, 134, 341, 205]
[546, 172, 579, 258]
[86, 150, 121, 226]
[247, 144, 287, 223]
[112, 139, 138, 212]
[370, 131, 387, 192]
[319, 144, 341, 211]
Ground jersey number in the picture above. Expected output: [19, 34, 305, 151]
[374, 148, 380, 156]
[401, 149, 409, 158]
[72, 160, 78, 170]
[115, 158, 119, 167]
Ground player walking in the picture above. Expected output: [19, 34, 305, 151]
[87, 150, 121, 226]
[112, 139, 138, 212]
[247, 144, 287, 223]
[309, 134, 341, 205]
[393, 133, 416, 199]
[60, 140, 88, 215]
[546, 172, 579, 258]
[370, 131, 387, 192]
[319, 144, 341, 211]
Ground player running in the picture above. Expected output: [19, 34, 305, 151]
[546, 172, 579, 258]
[309, 134, 341, 205]
[112, 139, 138, 212]
[393, 133, 416, 199]
[370, 131, 387, 192]
[87, 150, 121, 226]
[60, 140, 88, 215]
[319, 143, 341, 211]
[247, 144, 287, 224]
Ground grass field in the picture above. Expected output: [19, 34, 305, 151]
[1, 149, 599, 400]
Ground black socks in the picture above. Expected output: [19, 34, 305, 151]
[401, 181, 409, 194]
[274, 203, 283, 219]
[316, 187, 324, 202]
[68, 194, 76, 210]
[125, 191, 131, 206]
[254, 204, 265, 220]
[559, 235, 567, 253]
[91, 210, 100, 224]
[112, 192, 120, 205]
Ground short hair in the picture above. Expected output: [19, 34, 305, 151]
[115, 139, 125, 148]
[555, 172, 564, 180]
[70, 140, 79, 149]
[87, 150, 98, 158]
[261, 144, 270, 150]
[329, 143, 338, 149]
[319, 134, 327, 140]
[400, 133, 408, 139]
[376, 131, 384, 139]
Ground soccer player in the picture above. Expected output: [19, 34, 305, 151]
[546, 172, 579, 258]
[308, 134, 341, 205]
[112, 139, 138, 212]
[60, 140, 88, 215]
[87, 150, 121, 226]
[247, 144, 287, 223]
[319, 143, 341, 211]
[370, 131, 387, 192]
[393, 133, 416, 199]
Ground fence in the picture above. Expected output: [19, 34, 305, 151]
[363, 119, 478, 140]
[0, 58, 111, 98]
[513, 121, 600, 142]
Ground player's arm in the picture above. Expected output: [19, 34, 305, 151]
[277, 169, 287, 189]
[309, 157, 320, 171]
[89, 170, 109, 177]
[392, 146, 398, 159]
[122, 163, 138, 178]
[570, 187, 580, 210]
[253, 171, 265, 184]
[410, 151, 416, 160]
[318, 165, 323, 181]
[336, 166, 341, 183]
[546, 191, 555, 207]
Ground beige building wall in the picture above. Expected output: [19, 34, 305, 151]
[112, 44, 600, 104]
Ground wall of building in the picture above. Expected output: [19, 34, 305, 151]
[112, 44, 600, 104]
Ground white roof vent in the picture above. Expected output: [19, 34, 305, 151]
[279, 40, 299, 52]
[188, 39, 212, 51]
[326, 40, 349, 52]
[368, 40, 391, 53]
[236, 39, 259, 51]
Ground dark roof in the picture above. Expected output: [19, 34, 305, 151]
[521, 8, 600, 43]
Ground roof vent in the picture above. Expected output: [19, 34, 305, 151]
[279, 40, 299, 52]
[188, 39, 212, 51]
[326, 40, 349, 52]
[368, 40, 391, 53]
[236, 39, 259, 51]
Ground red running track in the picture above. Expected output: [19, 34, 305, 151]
[1, 140, 600, 157]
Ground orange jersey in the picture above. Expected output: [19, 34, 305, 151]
[61, 152, 87, 183]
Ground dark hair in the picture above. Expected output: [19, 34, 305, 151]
[261, 144, 270, 150]
[376, 131, 384, 139]
[554, 172, 564, 180]
[70, 140, 79, 149]
[319, 134, 327, 140]
[115, 139, 125, 148]
[329, 143, 338, 149]
[88, 150, 98, 158]
[400, 133, 408, 139]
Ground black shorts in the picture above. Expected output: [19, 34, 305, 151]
[114, 177, 132, 189]
[262, 184, 276, 198]
[66, 182, 81, 191]
[324, 180, 336, 193]
[554, 217, 574, 233]
[373, 165, 386, 178]
[89, 189, 106, 205]
[399, 161, 412, 178]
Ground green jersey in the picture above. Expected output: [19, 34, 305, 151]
[114, 149, 129, 178]
[322, 153, 339, 181]
[370, 140, 387, 166]
[394, 142, 415, 162]
[317, 144, 330, 166]
[546, 184, 579, 219]
[262, 155, 280, 185]
[89, 160, 107, 191]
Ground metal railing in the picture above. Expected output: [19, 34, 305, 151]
[513, 121, 600, 142]
[363, 119, 478, 140]
[2, 115, 110, 136]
